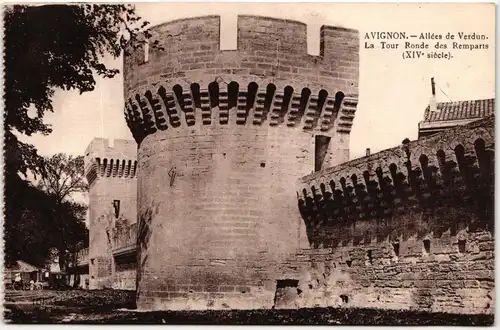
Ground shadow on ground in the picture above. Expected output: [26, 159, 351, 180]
[3, 289, 494, 325]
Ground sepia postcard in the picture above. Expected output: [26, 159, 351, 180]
[1, 2, 495, 325]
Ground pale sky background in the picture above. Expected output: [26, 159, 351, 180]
[24, 3, 495, 160]
[20, 3, 495, 224]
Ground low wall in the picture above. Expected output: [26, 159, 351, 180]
[113, 261, 136, 291]
[280, 229, 494, 315]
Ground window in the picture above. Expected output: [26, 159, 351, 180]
[315, 135, 331, 171]
[366, 250, 373, 265]
[458, 239, 466, 253]
[423, 239, 431, 254]
[392, 241, 400, 257]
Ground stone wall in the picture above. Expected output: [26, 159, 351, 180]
[295, 116, 495, 315]
[123, 15, 360, 310]
[113, 256, 137, 291]
[112, 221, 137, 290]
[124, 15, 359, 101]
[85, 138, 138, 289]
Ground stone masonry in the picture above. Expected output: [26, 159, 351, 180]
[123, 15, 359, 310]
[84, 138, 138, 290]
[297, 116, 495, 315]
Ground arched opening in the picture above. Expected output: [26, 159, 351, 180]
[423, 238, 431, 254]
[329, 180, 335, 194]
[474, 138, 491, 175]
[454, 145, 466, 172]
[190, 83, 201, 109]
[419, 154, 431, 183]
[246, 82, 259, 111]
[436, 150, 446, 172]
[228, 81, 239, 109]
[302, 188, 308, 200]
[320, 183, 326, 195]
[333, 91, 345, 116]
[314, 135, 331, 171]
[281, 86, 294, 118]
[264, 83, 277, 111]
[317, 89, 329, 113]
[298, 88, 312, 118]
[208, 82, 219, 108]
[172, 84, 184, 109]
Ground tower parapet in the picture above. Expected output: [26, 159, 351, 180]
[124, 15, 359, 145]
[84, 138, 138, 182]
[124, 16, 360, 310]
[85, 138, 138, 290]
[124, 16, 359, 93]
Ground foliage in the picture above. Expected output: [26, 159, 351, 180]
[35, 153, 88, 270]
[3, 4, 152, 267]
[4, 175, 88, 267]
[4, 4, 150, 147]
[38, 153, 87, 203]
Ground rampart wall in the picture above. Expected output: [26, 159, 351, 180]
[294, 116, 495, 315]
[123, 15, 360, 310]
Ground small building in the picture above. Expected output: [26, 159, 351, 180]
[418, 78, 494, 138]
[4, 260, 43, 284]
[418, 94, 494, 140]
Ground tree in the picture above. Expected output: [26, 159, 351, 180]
[38, 154, 87, 204]
[3, 178, 88, 268]
[4, 4, 152, 176]
[4, 180, 53, 267]
[3, 4, 154, 265]
[36, 153, 88, 271]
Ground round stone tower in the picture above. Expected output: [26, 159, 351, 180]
[123, 15, 359, 310]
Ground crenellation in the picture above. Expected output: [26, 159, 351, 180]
[124, 15, 359, 100]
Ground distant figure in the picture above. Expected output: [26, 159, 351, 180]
[34, 281, 43, 290]
[14, 273, 22, 290]
[74, 274, 81, 289]
[29, 279, 35, 291]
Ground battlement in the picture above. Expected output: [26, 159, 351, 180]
[297, 116, 494, 245]
[85, 138, 137, 159]
[124, 16, 360, 140]
[84, 138, 138, 186]
[125, 80, 358, 144]
[126, 15, 358, 68]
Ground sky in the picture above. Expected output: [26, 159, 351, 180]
[24, 2, 495, 160]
